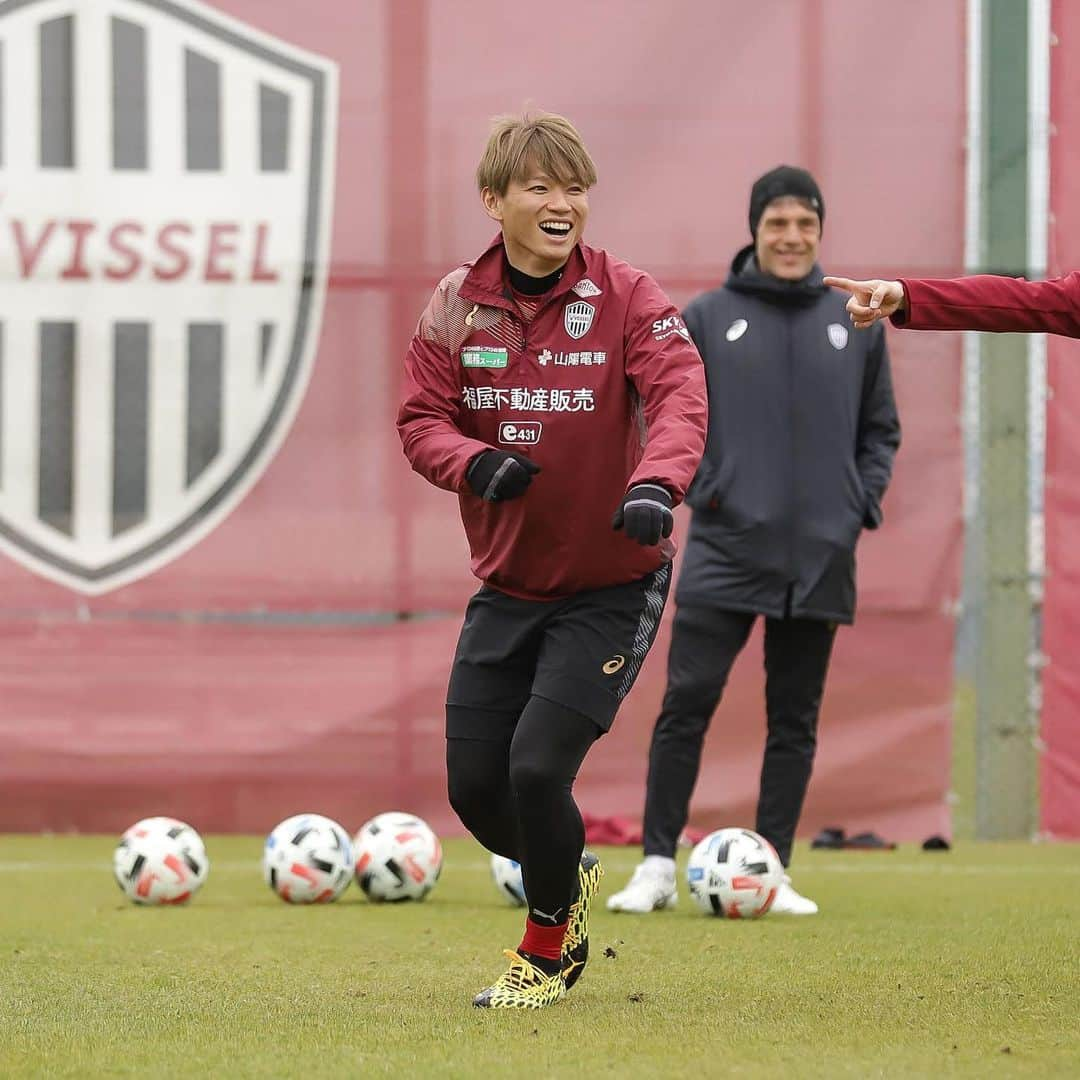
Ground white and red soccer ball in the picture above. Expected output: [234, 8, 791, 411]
[353, 811, 442, 902]
[263, 813, 354, 904]
[490, 853, 526, 906]
[113, 817, 210, 905]
[687, 827, 784, 918]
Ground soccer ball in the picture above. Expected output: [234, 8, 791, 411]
[353, 811, 442, 902]
[687, 827, 784, 918]
[113, 817, 209, 905]
[263, 814, 353, 903]
[490, 853, 526, 906]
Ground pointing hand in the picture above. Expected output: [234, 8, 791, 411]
[823, 276, 906, 329]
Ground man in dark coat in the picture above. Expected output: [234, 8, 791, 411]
[608, 166, 901, 916]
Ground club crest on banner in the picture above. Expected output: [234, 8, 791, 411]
[564, 300, 595, 340]
[0, 0, 338, 593]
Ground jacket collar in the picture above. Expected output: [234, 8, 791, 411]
[725, 244, 828, 307]
[458, 233, 589, 311]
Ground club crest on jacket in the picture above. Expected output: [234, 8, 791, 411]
[564, 301, 595, 340]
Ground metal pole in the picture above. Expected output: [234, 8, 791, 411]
[973, 0, 1038, 840]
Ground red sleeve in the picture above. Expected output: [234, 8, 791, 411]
[622, 275, 708, 503]
[895, 271, 1080, 338]
[396, 285, 493, 493]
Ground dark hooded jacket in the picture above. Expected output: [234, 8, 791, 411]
[676, 246, 900, 624]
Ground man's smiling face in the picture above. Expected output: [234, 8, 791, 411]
[482, 169, 590, 277]
[755, 195, 821, 281]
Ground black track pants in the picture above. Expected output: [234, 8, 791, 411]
[641, 606, 836, 866]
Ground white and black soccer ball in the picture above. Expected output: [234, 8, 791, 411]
[687, 827, 784, 918]
[263, 814, 353, 904]
[353, 811, 442, 902]
[113, 817, 209, 905]
[490, 853, 526, 906]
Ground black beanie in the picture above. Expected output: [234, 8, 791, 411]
[749, 165, 824, 238]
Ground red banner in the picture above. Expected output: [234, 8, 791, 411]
[1040, 0, 1080, 838]
[0, 0, 964, 840]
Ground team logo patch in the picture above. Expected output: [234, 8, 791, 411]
[497, 421, 542, 446]
[827, 323, 849, 350]
[571, 278, 602, 298]
[461, 346, 508, 368]
[564, 300, 595, 340]
[726, 318, 749, 342]
[0, 0, 338, 594]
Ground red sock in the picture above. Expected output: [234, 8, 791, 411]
[519, 917, 566, 962]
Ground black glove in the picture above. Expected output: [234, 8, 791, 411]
[611, 483, 674, 545]
[466, 450, 541, 502]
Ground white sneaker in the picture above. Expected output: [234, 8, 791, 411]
[606, 861, 677, 914]
[770, 874, 818, 915]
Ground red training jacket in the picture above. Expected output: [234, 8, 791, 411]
[895, 271, 1080, 337]
[397, 236, 707, 600]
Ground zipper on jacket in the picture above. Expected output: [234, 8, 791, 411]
[784, 311, 797, 588]
[505, 291, 565, 360]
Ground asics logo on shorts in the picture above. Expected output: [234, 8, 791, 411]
[602, 655, 626, 675]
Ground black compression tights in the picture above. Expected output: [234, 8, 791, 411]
[446, 696, 601, 924]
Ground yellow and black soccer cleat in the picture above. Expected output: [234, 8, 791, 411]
[472, 949, 566, 1010]
[561, 851, 604, 991]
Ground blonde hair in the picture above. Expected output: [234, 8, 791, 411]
[476, 110, 598, 195]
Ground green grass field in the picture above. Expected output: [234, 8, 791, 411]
[2, 836, 1078, 1078]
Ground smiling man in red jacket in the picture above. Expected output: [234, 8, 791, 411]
[823, 271, 1080, 337]
[397, 110, 707, 1009]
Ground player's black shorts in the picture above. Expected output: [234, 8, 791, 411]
[446, 563, 672, 738]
